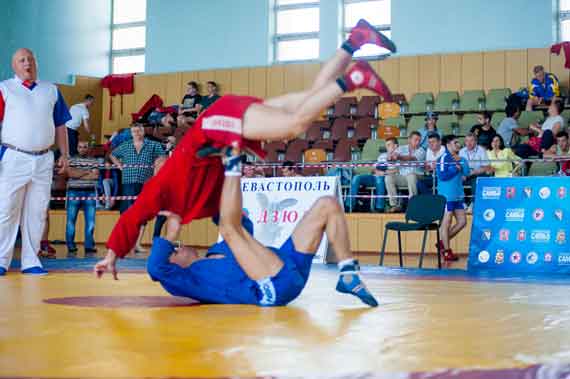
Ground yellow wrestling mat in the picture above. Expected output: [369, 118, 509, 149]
[1, 261, 570, 379]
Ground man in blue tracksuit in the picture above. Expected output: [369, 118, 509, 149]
[145, 147, 378, 307]
[436, 135, 470, 262]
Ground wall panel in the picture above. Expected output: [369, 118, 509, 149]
[165, 73, 183, 105]
[527, 48, 551, 78]
[418, 55, 440, 95]
[440, 54, 462, 92]
[483, 51, 506, 91]
[283, 64, 305, 93]
[230, 68, 250, 95]
[461, 52, 484, 91]
[399, 56, 419, 99]
[214, 69, 232, 95]
[249, 67, 267, 98]
[505, 50, 527, 91]
[266, 65, 285, 98]
[375, 58, 400, 95]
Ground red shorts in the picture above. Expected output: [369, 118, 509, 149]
[107, 94, 263, 258]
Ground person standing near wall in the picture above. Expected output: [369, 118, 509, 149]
[0, 48, 71, 276]
[66, 94, 95, 156]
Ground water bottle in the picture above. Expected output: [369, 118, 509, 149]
[89, 134, 96, 147]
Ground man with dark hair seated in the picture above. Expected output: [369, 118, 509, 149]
[178, 81, 202, 126]
[470, 111, 496, 149]
[281, 160, 303, 177]
[198, 81, 221, 112]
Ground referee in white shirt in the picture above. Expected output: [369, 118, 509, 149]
[0, 48, 71, 276]
[66, 94, 94, 156]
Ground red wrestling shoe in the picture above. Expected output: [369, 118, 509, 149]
[343, 61, 393, 101]
[442, 249, 460, 262]
[348, 19, 397, 53]
[38, 241, 56, 259]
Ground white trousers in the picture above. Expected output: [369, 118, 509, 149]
[0, 149, 53, 270]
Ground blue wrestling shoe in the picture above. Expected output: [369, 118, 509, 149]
[22, 266, 48, 276]
[336, 261, 378, 307]
[0, 267, 6, 276]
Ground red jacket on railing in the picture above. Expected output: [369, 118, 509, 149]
[101, 73, 135, 120]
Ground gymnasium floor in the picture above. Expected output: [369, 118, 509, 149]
[1, 246, 570, 379]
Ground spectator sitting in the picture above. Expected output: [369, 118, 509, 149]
[419, 111, 442, 150]
[557, 131, 570, 156]
[348, 137, 399, 213]
[470, 111, 496, 149]
[97, 156, 120, 210]
[385, 131, 426, 213]
[281, 160, 303, 177]
[498, 103, 529, 149]
[66, 141, 99, 257]
[459, 132, 492, 209]
[66, 94, 95, 156]
[179, 81, 202, 121]
[417, 133, 445, 194]
[198, 81, 221, 112]
[526, 65, 560, 111]
[147, 109, 177, 127]
[110, 124, 166, 254]
[487, 134, 521, 177]
[164, 135, 177, 156]
[243, 161, 265, 178]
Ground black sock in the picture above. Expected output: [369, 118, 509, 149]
[341, 40, 356, 55]
[336, 77, 348, 92]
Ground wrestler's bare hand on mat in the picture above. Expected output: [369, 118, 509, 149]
[94, 250, 118, 280]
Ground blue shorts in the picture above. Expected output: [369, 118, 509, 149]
[257, 237, 314, 306]
[446, 201, 465, 212]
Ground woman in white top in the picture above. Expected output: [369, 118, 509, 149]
[531, 99, 565, 138]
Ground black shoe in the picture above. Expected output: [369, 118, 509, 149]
[67, 247, 78, 258]
[84, 248, 98, 255]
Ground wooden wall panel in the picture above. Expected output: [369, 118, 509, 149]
[198, 70, 215, 89]
[181, 71, 199, 91]
[230, 68, 250, 95]
[483, 51, 506, 91]
[399, 56, 419, 100]
[527, 48, 551, 78]
[214, 69, 232, 95]
[355, 216, 382, 252]
[86, 77, 103, 143]
[266, 65, 285, 98]
[550, 50, 569, 90]
[249, 67, 267, 98]
[302, 63, 321, 89]
[505, 50, 527, 91]
[461, 52, 484, 91]
[418, 55, 440, 95]
[164, 73, 182, 105]
[440, 54, 462, 92]
[283, 63, 305, 93]
[375, 58, 400, 95]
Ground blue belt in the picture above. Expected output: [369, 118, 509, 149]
[1, 143, 50, 156]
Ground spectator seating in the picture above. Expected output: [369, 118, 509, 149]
[306, 121, 326, 143]
[486, 88, 511, 111]
[528, 161, 558, 176]
[303, 148, 327, 176]
[264, 141, 287, 162]
[518, 111, 544, 129]
[312, 140, 334, 160]
[438, 114, 459, 135]
[332, 97, 357, 118]
[285, 140, 309, 162]
[378, 102, 400, 119]
[458, 90, 485, 112]
[433, 91, 459, 112]
[491, 112, 506, 128]
[354, 117, 377, 142]
[356, 96, 381, 118]
[402, 92, 434, 114]
[382, 115, 406, 130]
[458, 114, 479, 136]
[561, 110, 570, 127]
[331, 118, 354, 142]
[407, 116, 425, 135]
[354, 139, 384, 175]
[334, 139, 359, 162]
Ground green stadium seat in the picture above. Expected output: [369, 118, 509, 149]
[491, 112, 506, 129]
[354, 139, 384, 175]
[383, 116, 406, 129]
[433, 91, 459, 112]
[527, 161, 558, 176]
[518, 111, 544, 129]
[403, 93, 434, 114]
[458, 114, 479, 136]
[560, 110, 570, 130]
[458, 90, 485, 112]
[406, 115, 425, 136]
[486, 88, 511, 111]
[437, 114, 459, 135]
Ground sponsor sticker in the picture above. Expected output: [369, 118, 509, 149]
[517, 230, 526, 241]
[483, 209, 496, 222]
[544, 252, 553, 263]
[505, 208, 525, 222]
[539, 187, 551, 199]
[557, 252, 570, 266]
[532, 209, 545, 222]
[482, 187, 501, 200]
[555, 209, 564, 221]
[510, 251, 522, 264]
[558, 187, 566, 199]
[530, 230, 551, 243]
[524, 187, 532, 198]
[556, 230, 567, 245]
[526, 252, 538, 265]
[495, 250, 505, 264]
[481, 229, 492, 241]
[506, 187, 516, 199]
[478, 250, 490, 263]
[499, 229, 510, 241]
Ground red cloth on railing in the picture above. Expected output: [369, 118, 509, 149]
[101, 73, 135, 120]
[131, 94, 164, 122]
[551, 42, 570, 69]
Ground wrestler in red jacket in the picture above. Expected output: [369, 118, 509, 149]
[95, 18, 397, 279]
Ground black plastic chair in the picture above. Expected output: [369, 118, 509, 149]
[379, 194, 446, 269]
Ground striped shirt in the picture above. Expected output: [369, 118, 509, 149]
[67, 156, 99, 190]
[112, 138, 165, 184]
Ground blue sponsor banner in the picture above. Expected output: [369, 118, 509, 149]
[469, 177, 570, 274]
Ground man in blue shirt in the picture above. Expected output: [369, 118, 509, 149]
[145, 147, 378, 307]
[526, 65, 560, 111]
[436, 135, 470, 262]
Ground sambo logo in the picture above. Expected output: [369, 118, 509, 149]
[506, 187, 516, 199]
[530, 230, 551, 243]
[482, 187, 501, 199]
[517, 230, 526, 241]
[558, 253, 570, 266]
[478, 250, 490, 263]
[555, 209, 563, 221]
[558, 187, 567, 199]
[505, 208, 524, 222]
[483, 209, 495, 221]
[510, 251, 522, 264]
[526, 252, 538, 265]
[539, 187, 551, 199]
[524, 187, 532, 198]
[499, 229, 510, 241]
[533, 209, 545, 221]
[495, 250, 505, 264]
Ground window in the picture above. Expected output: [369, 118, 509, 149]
[274, 0, 320, 62]
[111, 0, 147, 74]
[560, 0, 570, 41]
[343, 0, 391, 57]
